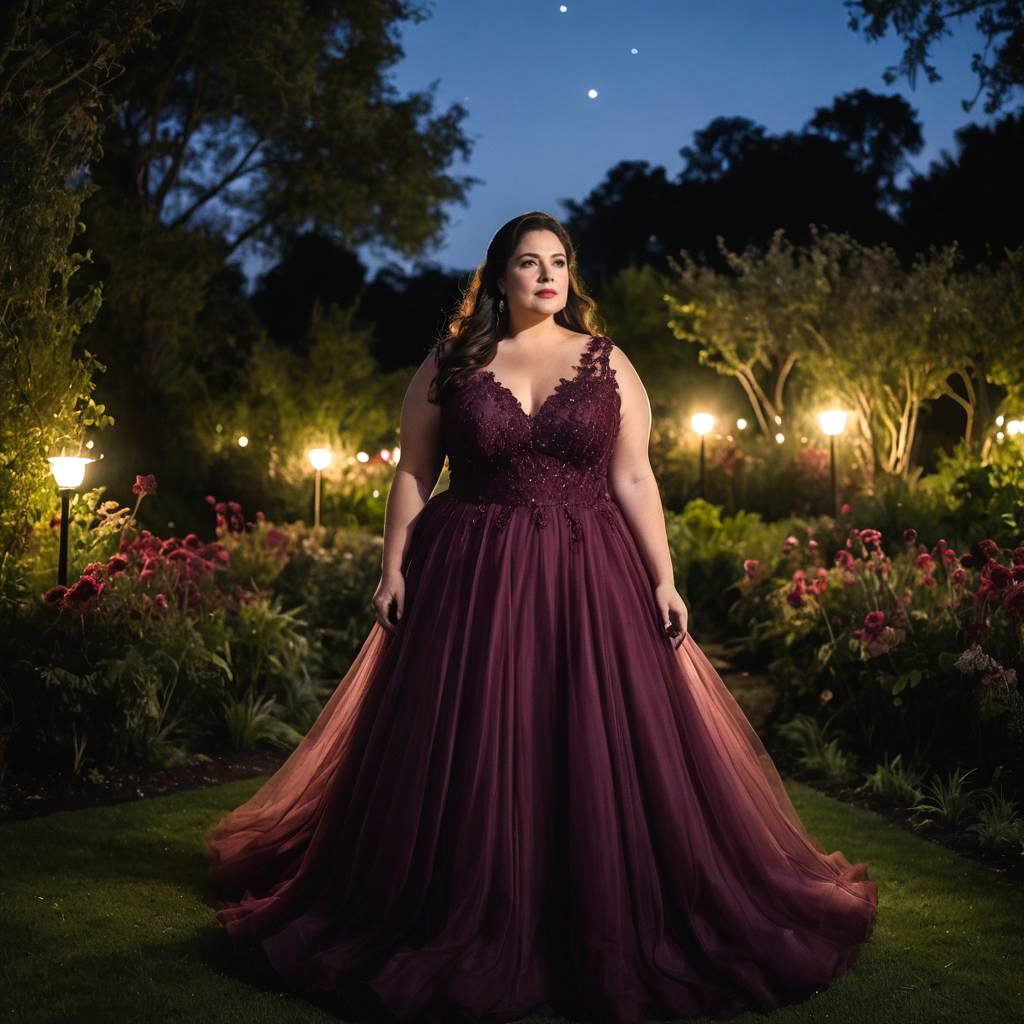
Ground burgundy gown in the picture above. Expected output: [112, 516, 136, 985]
[205, 334, 878, 1023]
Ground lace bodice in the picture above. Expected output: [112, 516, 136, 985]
[436, 334, 621, 538]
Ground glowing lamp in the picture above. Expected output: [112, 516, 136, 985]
[818, 410, 846, 436]
[48, 456, 94, 489]
[308, 448, 332, 470]
[691, 413, 714, 435]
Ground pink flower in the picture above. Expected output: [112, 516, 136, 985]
[132, 473, 157, 497]
[215, 502, 227, 513]
[43, 584, 68, 605]
[840, 503, 850, 516]
[786, 583, 806, 608]
[978, 538, 1000, 560]
[793, 569, 806, 582]
[265, 527, 287, 550]
[82, 562, 105, 579]
[834, 550, 854, 570]
[182, 533, 202, 550]
[903, 528, 917, 544]
[742, 558, 759, 578]
[228, 501, 241, 514]
[205, 495, 217, 506]
[915, 553, 935, 572]
[1013, 547, 1024, 566]
[859, 528, 882, 550]
[951, 569, 967, 586]
[153, 593, 169, 611]
[808, 539, 818, 549]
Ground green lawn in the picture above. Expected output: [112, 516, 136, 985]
[0, 776, 1020, 1024]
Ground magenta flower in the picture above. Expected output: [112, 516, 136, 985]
[82, 562, 105, 579]
[915, 553, 935, 572]
[43, 584, 68, 605]
[903, 528, 917, 544]
[205, 495, 217, 506]
[742, 558, 759, 577]
[786, 583, 806, 608]
[132, 473, 158, 497]
[153, 593, 169, 611]
[862, 610, 885, 637]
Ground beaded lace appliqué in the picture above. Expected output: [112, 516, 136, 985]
[443, 334, 621, 544]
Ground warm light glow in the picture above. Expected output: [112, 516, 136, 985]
[691, 412, 714, 435]
[372, 489, 380, 498]
[392, 446, 401, 460]
[85, 440, 94, 449]
[819, 410, 847, 436]
[996, 414, 1005, 426]
[379, 448, 391, 462]
[736, 418, 747, 430]
[1007, 419, 1022, 436]
[356, 451, 369, 463]
[773, 415, 782, 425]
[587, 88, 598, 99]
[48, 456, 94, 489]
[308, 448, 332, 471]
[237, 435, 248, 447]
[996, 431, 1005, 441]
[774, 432, 785, 444]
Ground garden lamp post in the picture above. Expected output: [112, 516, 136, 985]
[690, 413, 714, 500]
[818, 410, 847, 518]
[47, 456, 94, 585]
[308, 448, 332, 528]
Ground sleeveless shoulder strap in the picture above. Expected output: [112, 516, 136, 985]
[579, 334, 613, 381]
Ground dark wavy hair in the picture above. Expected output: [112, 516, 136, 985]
[427, 211, 604, 405]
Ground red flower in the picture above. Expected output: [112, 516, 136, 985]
[64, 575, 104, 607]
[106, 555, 128, 575]
[915, 553, 935, 572]
[153, 593, 169, 611]
[205, 495, 217, 506]
[742, 558, 759, 578]
[989, 564, 1012, 589]
[786, 583, 806, 608]
[1013, 547, 1024, 566]
[43, 584, 67, 605]
[265, 527, 287, 549]
[952, 569, 967, 586]
[132, 473, 157, 497]
[903, 528, 917, 544]
[1003, 584, 1024, 616]
[82, 562, 105, 579]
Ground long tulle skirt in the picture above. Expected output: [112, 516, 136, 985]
[205, 492, 878, 1023]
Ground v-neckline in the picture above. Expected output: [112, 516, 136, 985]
[478, 335, 599, 421]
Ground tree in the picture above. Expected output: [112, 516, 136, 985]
[67, 0, 477, 522]
[0, 0, 182, 600]
[846, 0, 1024, 114]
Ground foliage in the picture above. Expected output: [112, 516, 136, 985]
[0, 477, 382, 778]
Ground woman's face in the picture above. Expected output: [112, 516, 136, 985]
[499, 229, 570, 320]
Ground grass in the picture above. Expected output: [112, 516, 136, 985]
[0, 776, 1021, 1024]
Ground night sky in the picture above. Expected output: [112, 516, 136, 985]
[359, 1, 993, 276]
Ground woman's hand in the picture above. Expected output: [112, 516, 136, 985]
[372, 570, 406, 635]
[654, 582, 688, 649]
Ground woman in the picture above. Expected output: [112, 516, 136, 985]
[205, 211, 878, 1024]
